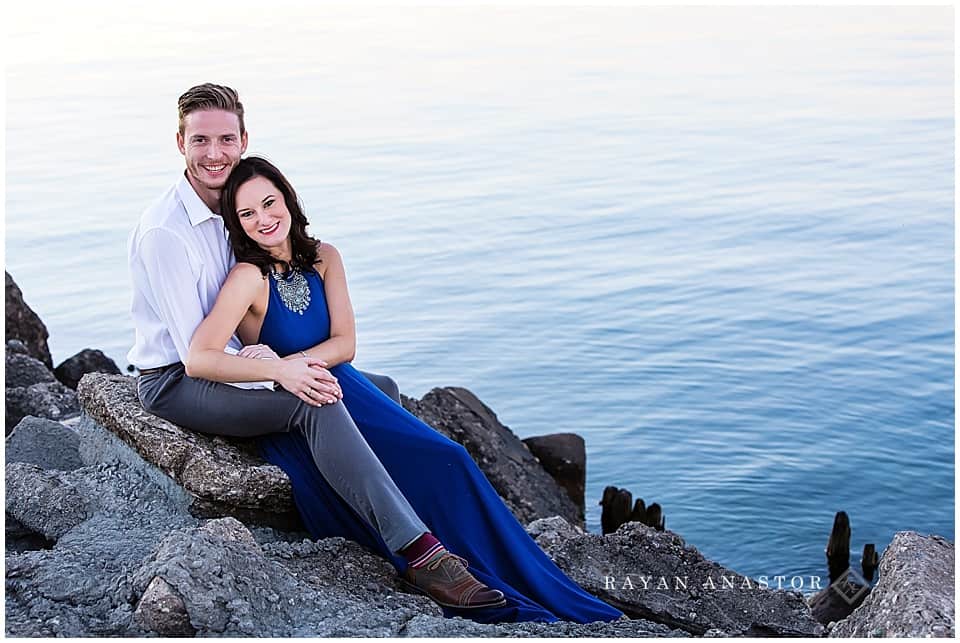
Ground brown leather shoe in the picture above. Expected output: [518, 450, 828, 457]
[402, 552, 506, 609]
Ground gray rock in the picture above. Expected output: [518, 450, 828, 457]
[5, 271, 52, 369]
[403, 387, 582, 527]
[6, 351, 55, 389]
[829, 531, 954, 637]
[6, 380, 81, 435]
[54, 349, 122, 390]
[526, 516, 824, 637]
[398, 612, 682, 637]
[76, 373, 299, 528]
[6, 338, 31, 356]
[6, 417, 83, 471]
[5, 462, 91, 541]
[248, 524, 312, 546]
[4, 446, 197, 636]
[129, 517, 437, 637]
[522, 432, 586, 519]
[132, 576, 195, 637]
[526, 512, 589, 545]
[260, 535, 431, 610]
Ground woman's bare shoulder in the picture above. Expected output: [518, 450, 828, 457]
[225, 262, 267, 291]
[315, 241, 342, 261]
[228, 262, 266, 279]
[314, 241, 343, 276]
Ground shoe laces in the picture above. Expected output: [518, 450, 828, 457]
[426, 552, 469, 572]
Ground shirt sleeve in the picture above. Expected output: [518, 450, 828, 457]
[136, 227, 274, 390]
[137, 227, 205, 365]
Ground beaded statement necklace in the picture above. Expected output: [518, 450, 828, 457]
[270, 267, 311, 315]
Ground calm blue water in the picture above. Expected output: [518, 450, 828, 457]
[6, 7, 954, 587]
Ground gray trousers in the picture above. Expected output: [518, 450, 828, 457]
[137, 363, 428, 552]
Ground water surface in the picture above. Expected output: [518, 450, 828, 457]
[6, 6, 954, 585]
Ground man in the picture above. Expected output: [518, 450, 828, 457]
[127, 83, 503, 610]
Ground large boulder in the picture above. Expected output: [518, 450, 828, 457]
[829, 531, 954, 637]
[5, 271, 52, 369]
[5, 462, 91, 541]
[6, 417, 83, 471]
[5, 440, 200, 637]
[5, 380, 81, 435]
[402, 387, 582, 527]
[55, 349, 122, 390]
[128, 517, 433, 637]
[76, 373, 299, 528]
[6, 351, 55, 389]
[527, 516, 825, 637]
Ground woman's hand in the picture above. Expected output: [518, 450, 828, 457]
[238, 344, 280, 360]
[274, 357, 343, 407]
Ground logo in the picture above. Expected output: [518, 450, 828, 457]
[829, 567, 871, 605]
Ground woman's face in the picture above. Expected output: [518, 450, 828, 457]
[234, 175, 293, 256]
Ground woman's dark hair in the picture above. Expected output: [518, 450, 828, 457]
[220, 156, 320, 275]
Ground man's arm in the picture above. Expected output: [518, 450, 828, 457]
[136, 228, 277, 390]
[137, 227, 208, 364]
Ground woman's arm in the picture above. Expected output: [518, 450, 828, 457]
[185, 264, 283, 382]
[185, 264, 338, 406]
[293, 242, 357, 367]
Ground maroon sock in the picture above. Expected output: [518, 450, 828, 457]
[401, 532, 446, 569]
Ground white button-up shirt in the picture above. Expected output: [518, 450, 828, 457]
[127, 173, 241, 369]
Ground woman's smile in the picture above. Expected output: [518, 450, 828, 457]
[259, 221, 281, 236]
[234, 175, 296, 260]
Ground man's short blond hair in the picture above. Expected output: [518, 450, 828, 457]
[177, 83, 245, 134]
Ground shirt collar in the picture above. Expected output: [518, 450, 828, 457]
[175, 172, 220, 227]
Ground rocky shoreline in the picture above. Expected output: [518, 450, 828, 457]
[5, 271, 955, 637]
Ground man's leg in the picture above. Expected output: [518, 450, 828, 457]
[357, 370, 401, 404]
[138, 364, 425, 551]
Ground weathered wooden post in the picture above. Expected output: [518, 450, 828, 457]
[826, 511, 851, 584]
[861, 543, 879, 582]
[645, 502, 665, 531]
[600, 486, 666, 534]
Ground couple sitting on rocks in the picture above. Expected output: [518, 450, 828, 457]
[127, 83, 623, 624]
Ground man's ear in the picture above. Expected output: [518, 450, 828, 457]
[240, 131, 249, 155]
[176, 131, 186, 155]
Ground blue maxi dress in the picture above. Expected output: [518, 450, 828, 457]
[256, 268, 623, 624]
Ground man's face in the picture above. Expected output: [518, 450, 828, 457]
[176, 109, 248, 194]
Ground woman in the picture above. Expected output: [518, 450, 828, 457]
[186, 156, 624, 624]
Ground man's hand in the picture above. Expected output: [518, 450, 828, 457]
[274, 357, 343, 407]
